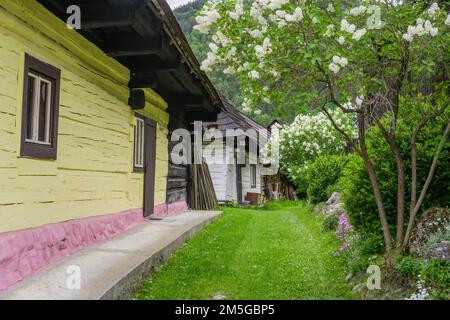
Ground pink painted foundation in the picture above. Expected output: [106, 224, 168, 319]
[153, 201, 189, 217]
[0, 201, 188, 291]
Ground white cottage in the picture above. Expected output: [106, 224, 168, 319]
[203, 94, 268, 204]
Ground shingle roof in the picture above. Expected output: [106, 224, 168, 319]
[204, 93, 268, 147]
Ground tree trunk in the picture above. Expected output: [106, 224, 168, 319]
[393, 151, 406, 246]
[358, 114, 393, 253]
[381, 132, 406, 246]
[403, 120, 450, 249]
[409, 104, 448, 216]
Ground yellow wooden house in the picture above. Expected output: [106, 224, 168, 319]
[0, 0, 221, 290]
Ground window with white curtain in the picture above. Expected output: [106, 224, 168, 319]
[134, 116, 145, 169]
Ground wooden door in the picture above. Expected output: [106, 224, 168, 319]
[143, 119, 157, 217]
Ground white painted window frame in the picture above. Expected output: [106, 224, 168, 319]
[134, 117, 145, 168]
[25, 72, 52, 145]
[250, 164, 257, 188]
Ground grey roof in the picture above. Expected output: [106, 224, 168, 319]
[204, 93, 268, 147]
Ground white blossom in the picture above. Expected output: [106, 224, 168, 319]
[429, 27, 438, 36]
[427, 3, 439, 19]
[200, 51, 217, 71]
[284, 7, 303, 22]
[214, 31, 230, 46]
[337, 36, 345, 45]
[402, 33, 413, 42]
[268, 0, 289, 10]
[352, 28, 367, 41]
[250, 29, 264, 39]
[327, 3, 335, 13]
[223, 67, 235, 74]
[406, 278, 430, 300]
[208, 42, 218, 54]
[276, 10, 286, 18]
[329, 62, 340, 74]
[269, 69, 280, 79]
[366, 6, 384, 30]
[249, 70, 260, 79]
[324, 24, 336, 37]
[356, 95, 364, 106]
[258, 16, 268, 25]
[403, 19, 439, 42]
[341, 19, 356, 34]
[332, 55, 348, 67]
[350, 6, 366, 16]
[229, 1, 244, 20]
[445, 14, 450, 26]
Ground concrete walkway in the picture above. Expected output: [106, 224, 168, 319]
[0, 210, 221, 300]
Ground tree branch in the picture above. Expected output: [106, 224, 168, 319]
[409, 103, 449, 214]
[403, 119, 450, 249]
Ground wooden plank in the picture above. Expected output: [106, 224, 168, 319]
[128, 74, 157, 89]
[105, 36, 162, 57]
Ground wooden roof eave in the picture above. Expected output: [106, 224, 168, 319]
[33, 0, 222, 118]
[150, 0, 222, 112]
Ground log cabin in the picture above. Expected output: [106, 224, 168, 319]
[0, 0, 221, 290]
[203, 94, 268, 205]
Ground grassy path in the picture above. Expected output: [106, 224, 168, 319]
[135, 202, 355, 299]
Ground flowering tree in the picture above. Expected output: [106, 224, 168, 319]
[194, 0, 450, 255]
[274, 110, 354, 189]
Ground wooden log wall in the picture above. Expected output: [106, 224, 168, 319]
[166, 111, 189, 205]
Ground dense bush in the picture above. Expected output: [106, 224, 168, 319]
[396, 256, 450, 299]
[396, 256, 422, 277]
[305, 155, 349, 204]
[344, 233, 386, 273]
[322, 212, 339, 232]
[339, 100, 450, 236]
[420, 259, 450, 299]
[265, 110, 355, 195]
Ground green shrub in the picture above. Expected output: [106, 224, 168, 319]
[420, 259, 450, 299]
[396, 256, 422, 277]
[305, 155, 349, 204]
[339, 99, 450, 238]
[322, 212, 339, 232]
[344, 233, 386, 273]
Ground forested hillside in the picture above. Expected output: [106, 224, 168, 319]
[174, 1, 275, 126]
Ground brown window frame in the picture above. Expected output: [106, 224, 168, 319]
[133, 113, 145, 173]
[20, 54, 61, 160]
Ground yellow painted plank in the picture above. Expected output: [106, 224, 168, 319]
[0, 2, 173, 233]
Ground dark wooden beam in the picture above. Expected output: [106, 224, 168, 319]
[81, 5, 136, 29]
[133, 60, 181, 73]
[167, 105, 205, 112]
[105, 36, 163, 57]
[128, 74, 157, 89]
[187, 111, 218, 122]
[39, 0, 68, 17]
[170, 66, 203, 95]
[164, 94, 204, 106]
[128, 89, 145, 110]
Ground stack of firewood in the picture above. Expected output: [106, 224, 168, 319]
[188, 158, 218, 210]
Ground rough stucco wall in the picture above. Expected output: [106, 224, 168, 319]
[0, 2, 169, 233]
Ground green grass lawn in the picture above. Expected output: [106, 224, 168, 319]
[134, 201, 356, 300]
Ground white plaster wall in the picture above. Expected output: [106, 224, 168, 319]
[241, 164, 263, 201]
